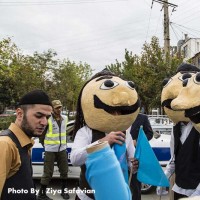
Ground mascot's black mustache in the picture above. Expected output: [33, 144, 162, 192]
[185, 106, 200, 123]
[162, 99, 173, 109]
[162, 99, 200, 123]
[94, 95, 141, 115]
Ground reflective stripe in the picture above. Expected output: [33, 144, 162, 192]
[44, 135, 65, 143]
[44, 140, 67, 145]
[44, 115, 68, 148]
[45, 133, 66, 137]
[48, 118, 53, 135]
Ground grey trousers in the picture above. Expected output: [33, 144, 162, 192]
[40, 150, 68, 185]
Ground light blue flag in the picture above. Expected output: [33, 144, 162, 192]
[134, 126, 169, 187]
[113, 143, 129, 184]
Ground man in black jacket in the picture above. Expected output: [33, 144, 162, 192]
[0, 90, 52, 200]
[130, 113, 153, 200]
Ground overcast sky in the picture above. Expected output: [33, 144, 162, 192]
[0, 0, 200, 72]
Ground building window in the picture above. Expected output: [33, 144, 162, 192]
[197, 42, 200, 53]
[198, 57, 200, 68]
[183, 45, 188, 58]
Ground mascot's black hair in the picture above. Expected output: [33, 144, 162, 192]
[176, 63, 200, 73]
[73, 69, 118, 137]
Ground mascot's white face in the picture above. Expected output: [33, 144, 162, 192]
[171, 72, 200, 133]
[81, 75, 140, 133]
[161, 72, 195, 123]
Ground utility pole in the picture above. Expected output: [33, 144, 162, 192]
[151, 0, 177, 57]
[163, 0, 170, 55]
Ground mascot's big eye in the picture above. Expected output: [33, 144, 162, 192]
[126, 81, 135, 89]
[194, 72, 200, 84]
[162, 78, 172, 87]
[100, 80, 119, 90]
[179, 73, 192, 81]
[182, 73, 192, 80]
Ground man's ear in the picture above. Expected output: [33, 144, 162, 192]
[15, 108, 24, 120]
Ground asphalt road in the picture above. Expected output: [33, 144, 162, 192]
[34, 179, 170, 200]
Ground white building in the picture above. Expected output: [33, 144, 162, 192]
[180, 34, 200, 61]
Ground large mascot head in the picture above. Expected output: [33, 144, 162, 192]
[171, 72, 200, 133]
[74, 69, 140, 134]
[161, 63, 200, 123]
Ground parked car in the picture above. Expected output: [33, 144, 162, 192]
[148, 115, 172, 167]
[0, 109, 16, 117]
[32, 120, 79, 179]
[32, 116, 172, 193]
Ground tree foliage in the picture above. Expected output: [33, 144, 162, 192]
[50, 59, 92, 111]
[0, 38, 92, 113]
[107, 36, 183, 114]
[0, 36, 184, 114]
[0, 38, 22, 111]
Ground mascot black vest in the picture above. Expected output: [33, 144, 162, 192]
[0, 130, 36, 200]
[174, 123, 200, 189]
[79, 129, 105, 199]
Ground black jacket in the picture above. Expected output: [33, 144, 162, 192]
[0, 130, 36, 200]
[130, 114, 153, 141]
[174, 123, 200, 189]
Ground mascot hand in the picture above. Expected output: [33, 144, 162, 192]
[156, 186, 168, 196]
[99, 131, 125, 145]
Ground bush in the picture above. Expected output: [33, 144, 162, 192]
[0, 116, 16, 130]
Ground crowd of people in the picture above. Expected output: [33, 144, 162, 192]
[0, 64, 199, 200]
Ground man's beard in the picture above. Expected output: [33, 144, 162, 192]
[21, 114, 36, 137]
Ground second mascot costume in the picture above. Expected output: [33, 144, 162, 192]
[71, 69, 141, 200]
[171, 71, 200, 134]
[160, 63, 200, 199]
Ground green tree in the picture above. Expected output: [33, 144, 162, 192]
[11, 49, 58, 102]
[0, 38, 23, 111]
[107, 36, 183, 113]
[51, 59, 92, 112]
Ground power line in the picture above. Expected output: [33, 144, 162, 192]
[171, 23, 199, 49]
[145, 5, 153, 43]
[21, 18, 148, 50]
[170, 22, 196, 58]
[181, 14, 200, 26]
[28, 27, 147, 54]
[0, 0, 127, 6]
[170, 22, 180, 41]
[177, 0, 190, 7]
[143, 0, 151, 6]
[171, 2, 200, 21]
[54, 32, 144, 56]
[171, 22, 200, 35]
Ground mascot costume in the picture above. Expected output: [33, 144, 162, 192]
[160, 63, 200, 200]
[171, 71, 200, 134]
[161, 63, 200, 123]
[71, 69, 141, 200]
